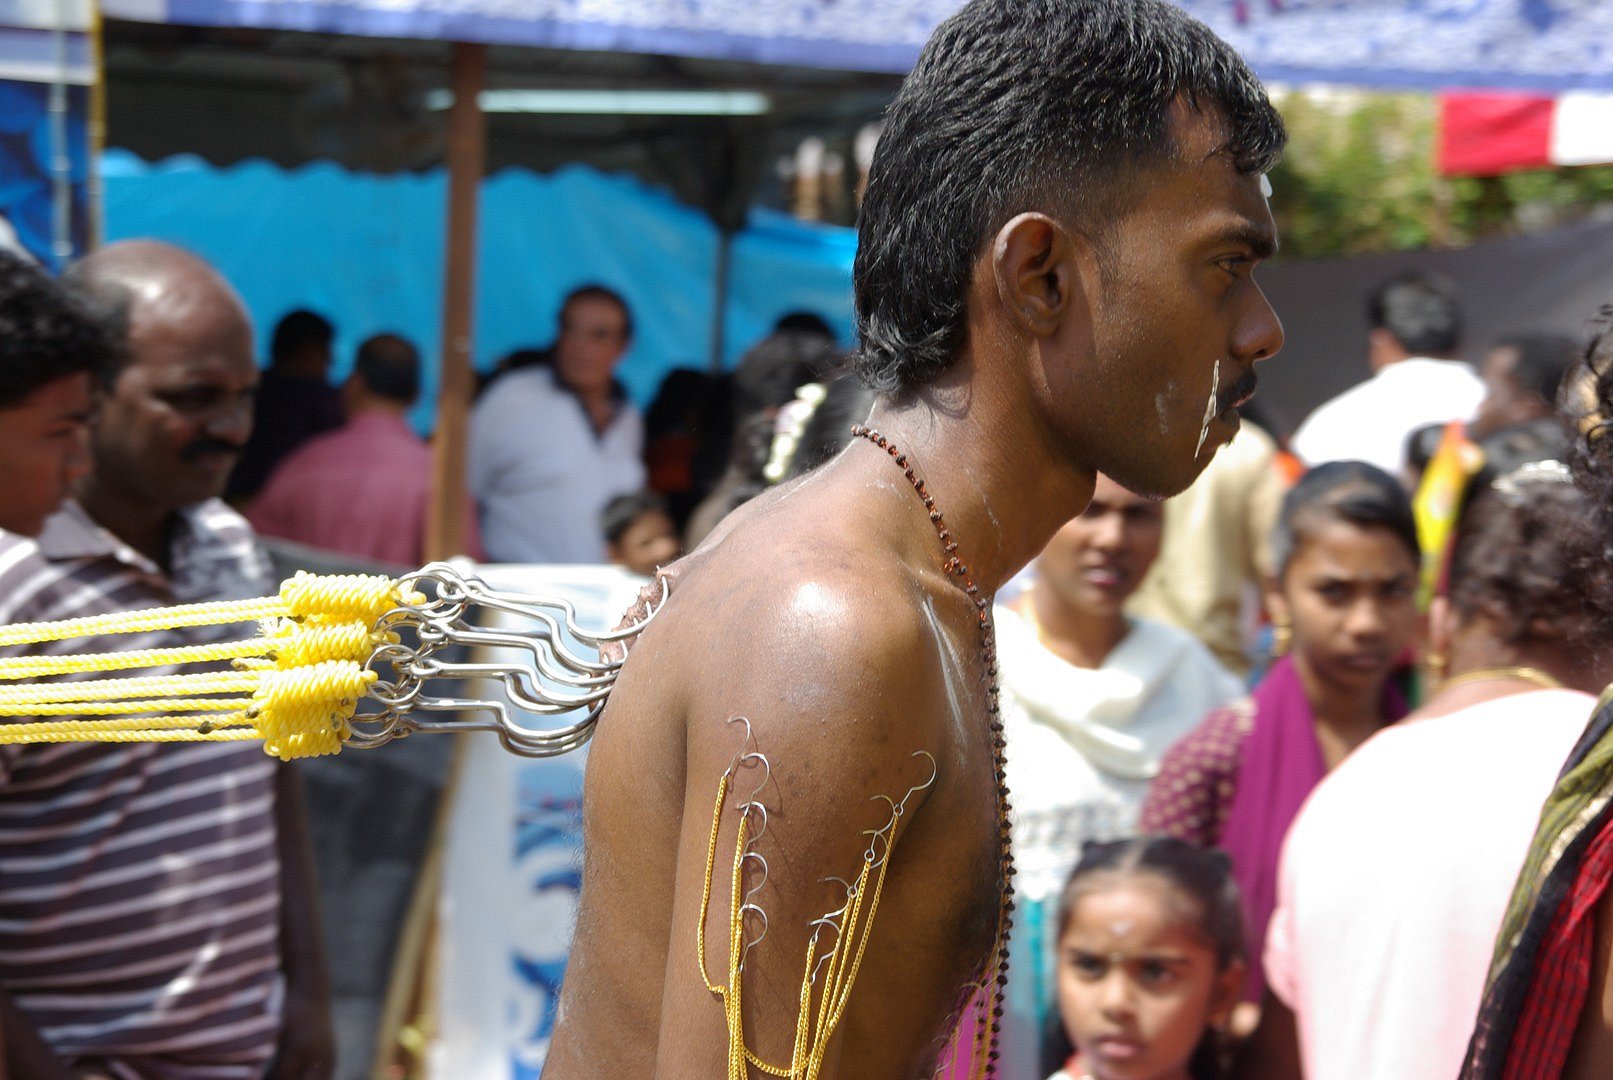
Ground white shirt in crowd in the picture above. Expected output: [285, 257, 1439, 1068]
[1266, 689, 1594, 1080]
[468, 365, 645, 564]
[1290, 357, 1486, 475]
[993, 607, 1243, 1080]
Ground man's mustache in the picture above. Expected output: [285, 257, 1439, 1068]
[180, 438, 244, 463]
[1216, 368, 1259, 414]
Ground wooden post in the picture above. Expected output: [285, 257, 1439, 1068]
[372, 43, 484, 1077]
[424, 42, 487, 563]
[708, 232, 731, 373]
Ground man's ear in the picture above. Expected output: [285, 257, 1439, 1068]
[990, 213, 1088, 339]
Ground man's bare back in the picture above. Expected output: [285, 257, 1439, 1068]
[546, 458, 1007, 1076]
[544, 2, 1285, 1073]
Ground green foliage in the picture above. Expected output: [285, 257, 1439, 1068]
[1267, 90, 1613, 260]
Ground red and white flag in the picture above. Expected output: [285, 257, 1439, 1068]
[1438, 91, 1613, 176]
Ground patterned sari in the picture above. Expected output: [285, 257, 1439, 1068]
[1462, 686, 1613, 1079]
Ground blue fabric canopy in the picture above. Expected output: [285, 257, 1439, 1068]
[98, 0, 1613, 91]
[101, 151, 857, 430]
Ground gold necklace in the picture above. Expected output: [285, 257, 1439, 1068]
[1438, 666, 1564, 693]
[852, 424, 1014, 1077]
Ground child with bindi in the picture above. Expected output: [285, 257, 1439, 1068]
[1051, 838, 1246, 1080]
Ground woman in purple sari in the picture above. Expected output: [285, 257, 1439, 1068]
[1138, 461, 1420, 1001]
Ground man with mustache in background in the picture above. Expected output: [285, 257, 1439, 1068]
[0, 241, 334, 1079]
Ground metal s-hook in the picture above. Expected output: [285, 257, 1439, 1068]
[343, 561, 668, 757]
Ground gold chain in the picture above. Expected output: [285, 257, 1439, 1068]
[1438, 666, 1564, 694]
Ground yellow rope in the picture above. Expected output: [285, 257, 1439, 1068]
[0, 572, 409, 648]
[0, 698, 253, 716]
[0, 670, 259, 704]
[0, 595, 289, 648]
[0, 639, 265, 681]
[0, 572, 408, 759]
[0, 712, 251, 734]
[0, 726, 260, 745]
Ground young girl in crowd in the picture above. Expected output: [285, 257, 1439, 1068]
[993, 479, 1241, 1080]
[1049, 837, 1246, 1080]
[1138, 462, 1420, 1001]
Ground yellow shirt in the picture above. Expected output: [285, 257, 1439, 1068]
[1127, 421, 1285, 677]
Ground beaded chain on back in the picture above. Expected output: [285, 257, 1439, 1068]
[851, 424, 1015, 1076]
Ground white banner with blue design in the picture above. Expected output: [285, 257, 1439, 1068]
[432, 564, 644, 1079]
[98, 0, 1613, 90]
[0, 0, 93, 265]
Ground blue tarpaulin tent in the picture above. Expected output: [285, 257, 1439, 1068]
[101, 150, 858, 427]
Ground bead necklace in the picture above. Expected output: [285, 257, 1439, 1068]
[851, 424, 1015, 1076]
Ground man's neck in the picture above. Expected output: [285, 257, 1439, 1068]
[75, 478, 175, 570]
[864, 354, 1097, 595]
[1018, 588, 1126, 670]
[556, 372, 617, 435]
[579, 392, 616, 435]
[350, 400, 412, 423]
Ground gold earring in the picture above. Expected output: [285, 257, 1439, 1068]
[1427, 649, 1450, 685]
[1271, 620, 1292, 658]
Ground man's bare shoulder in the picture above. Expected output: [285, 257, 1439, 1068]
[616, 491, 966, 772]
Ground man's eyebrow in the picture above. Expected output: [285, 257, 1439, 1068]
[1214, 220, 1279, 260]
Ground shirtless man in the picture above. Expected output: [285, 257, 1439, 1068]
[546, 1, 1285, 1074]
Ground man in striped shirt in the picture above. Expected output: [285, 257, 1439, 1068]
[0, 241, 332, 1079]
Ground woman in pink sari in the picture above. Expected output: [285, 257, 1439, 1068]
[1138, 461, 1420, 1002]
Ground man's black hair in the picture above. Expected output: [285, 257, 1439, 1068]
[270, 309, 335, 367]
[562, 284, 634, 341]
[1494, 332, 1579, 408]
[852, 0, 1285, 394]
[1367, 272, 1463, 357]
[353, 333, 421, 404]
[601, 490, 668, 547]
[0, 250, 119, 406]
[1271, 460, 1419, 579]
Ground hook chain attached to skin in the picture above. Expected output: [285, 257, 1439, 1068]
[346, 562, 670, 757]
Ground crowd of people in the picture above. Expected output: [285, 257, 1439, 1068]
[0, 0, 1611, 1077]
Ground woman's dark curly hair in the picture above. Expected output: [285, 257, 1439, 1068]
[1566, 301, 1613, 524]
[1444, 310, 1613, 660]
[1556, 301, 1613, 642]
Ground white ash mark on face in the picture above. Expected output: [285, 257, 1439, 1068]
[1195, 358, 1221, 460]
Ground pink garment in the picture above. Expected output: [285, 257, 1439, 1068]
[1265, 689, 1595, 1080]
[248, 411, 481, 566]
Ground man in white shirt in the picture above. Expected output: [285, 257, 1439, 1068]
[469, 285, 646, 564]
[1290, 272, 1484, 475]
